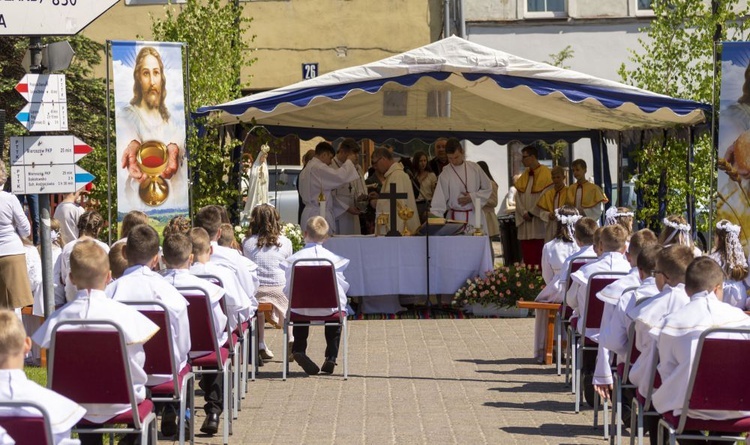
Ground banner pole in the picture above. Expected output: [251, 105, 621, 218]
[105, 40, 113, 245]
[708, 40, 719, 253]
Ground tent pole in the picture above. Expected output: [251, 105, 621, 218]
[617, 132, 624, 208]
[687, 127, 696, 240]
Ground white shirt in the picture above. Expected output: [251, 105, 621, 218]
[54, 238, 110, 305]
[557, 245, 596, 301]
[243, 235, 293, 288]
[299, 157, 359, 231]
[209, 242, 259, 316]
[52, 202, 83, 244]
[626, 283, 690, 397]
[430, 160, 491, 229]
[189, 261, 253, 331]
[105, 265, 190, 385]
[31, 289, 158, 423]
[376, 162, 421, 235]
[0, 192, 30, 257]
[161, 269, 228, 347]
[331, 157, 367, 235]
[23, 245, 43, 316]
[535, 238, 578, 303]
[566, 251, 631, 338]
[281, 243, 349, 316]
[652, 291, 750, 419]
[0, 369, 86, 445]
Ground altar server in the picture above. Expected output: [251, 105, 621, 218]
[626, 244, 693, 399]
[332, 138, 368, 235]
[537, 166, 569, 242]
[430, 138, 492, 232]
[709, 219, 749, 309]
[653, 257, 750, 421]
[105, 224, 190, 387]
[533, 206, 580, 362]
[299, 142, 360, 232]
[0, 309, 86, 445]
[565, 159, 608, 222]
[194, 205, 258, 322]
[591, 229, 658, 399]
[282, 216, 350, 376]
[514, 145, 553, 267]
[32, 241, 158, 435]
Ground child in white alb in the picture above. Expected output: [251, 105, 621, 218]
[709, 220, 749, 309]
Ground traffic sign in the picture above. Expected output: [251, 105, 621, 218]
[15, 74, 66, 103]
[11, 164, 94, 195]
[16, 102, 68, 132]
[0, 0, 120, 36]
[10, 136, 92, 166]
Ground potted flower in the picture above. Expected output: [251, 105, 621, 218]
[452, 263, 544, 317]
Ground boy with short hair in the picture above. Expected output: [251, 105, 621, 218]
[652, 257, 750, 422]
[565, 159, 608, 221]
[282, 216, 350, 376]
[626, 244, 694, 399]
[161, 232, 229, 436]
[104, 224, 191, 438]
[32, 240, 158, 445]
[556, 217, 599, 297]
[0, 309, 86, 445]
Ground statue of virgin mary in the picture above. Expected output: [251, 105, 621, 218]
[241, 144, 270, 223]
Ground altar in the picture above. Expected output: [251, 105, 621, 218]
[323, 235, 494, 297]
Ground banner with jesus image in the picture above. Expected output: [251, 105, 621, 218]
[112, 41, 188, 233]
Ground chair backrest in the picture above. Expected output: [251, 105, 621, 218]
[194, 274, 223, 288]
[289, 258, 341, 312]
[0, 401, 54, 445]
[560, 256, 597, 318]
[675, 327, 750, 432]
[120, 301, 177, 384]
[176, 286, 223, 361]
[621, 318, 640, 382]
[48, 320, 141, 426]
[581, 272, 628, 332]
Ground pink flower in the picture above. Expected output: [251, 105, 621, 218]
[529, 284, 535, 289]
[506, 289, 511, 295]
[516, 281, 522, 287]
[490, 285, 496, 291]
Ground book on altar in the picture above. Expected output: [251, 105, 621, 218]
[418, 217, 466, 236]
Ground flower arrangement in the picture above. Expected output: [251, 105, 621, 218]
[453, 263, 545, 308]
[281, 222, 304, 252]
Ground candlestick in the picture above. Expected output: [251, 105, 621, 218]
[473, 197, 482, 230]
[319, 192, 326, 218]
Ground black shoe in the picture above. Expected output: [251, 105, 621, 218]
[320, 359, 336, 374]
[160, 406, 177, 437]
[293, 352, 319, 375]
[200, 413, 220, 435]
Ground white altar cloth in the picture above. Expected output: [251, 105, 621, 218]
[323, 236, 494, 296]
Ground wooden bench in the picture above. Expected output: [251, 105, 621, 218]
[516, 301, 561, 365]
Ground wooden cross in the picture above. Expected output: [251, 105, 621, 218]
[378, 182, 407, 237]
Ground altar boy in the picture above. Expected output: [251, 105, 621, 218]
[282, 216, 350, 376]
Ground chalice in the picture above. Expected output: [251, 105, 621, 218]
[376, 213, 389, 236]
[397, 206, 415, 236]
[136, 140, 170, 206]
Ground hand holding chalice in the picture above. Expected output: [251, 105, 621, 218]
[136, 140, 170, 206]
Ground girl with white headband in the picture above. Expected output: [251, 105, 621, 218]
[532, 206, 581, 363]
[709, 219, 750, 309]
[658, 214, 702, 257]
[604, 206, 635, 237]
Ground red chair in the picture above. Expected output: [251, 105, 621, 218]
[177, 286, 234, 445]
[572, 272, 627, 415]
[629, 342, 661, 445]
[121, 301, 195, 445]
[657, 327, 750, 445]
[47, 319, 157, 444]
[282, 258, 348, 381]
[0, 400, 54, 445]
[558, 256, 596, 379]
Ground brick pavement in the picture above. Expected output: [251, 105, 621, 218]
[161, 318, 612, 445]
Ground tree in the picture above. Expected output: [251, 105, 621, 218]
[618, 0, 750, 230]
[150, 0, 256, 213]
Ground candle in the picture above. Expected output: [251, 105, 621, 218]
[474, 197, 482, 230]
[320, 199, 326, 218]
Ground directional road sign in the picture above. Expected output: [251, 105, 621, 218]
[15, 74, 66, 103]
[16, 102, 68, 132]
[10, 135, 95, 194]
[0, 0, 120, 36]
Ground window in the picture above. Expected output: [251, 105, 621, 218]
[526, 0, 567, 18]
[635, 0, 654, 16]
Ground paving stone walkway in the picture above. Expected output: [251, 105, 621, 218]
[162, 317, 611, 445]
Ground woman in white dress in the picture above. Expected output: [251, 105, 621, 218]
[709, 219, 749, 309]
[242, 204, 293, 359]
[533, 206, 581, 363]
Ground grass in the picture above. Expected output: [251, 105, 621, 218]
[24, 366, 47, 387]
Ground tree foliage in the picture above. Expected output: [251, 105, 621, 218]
[618, 0, 750, 230]
[150, 0, 256, 213]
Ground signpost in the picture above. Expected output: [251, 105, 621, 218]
[10, 135, 94, 194]
[0, 0, 120, 36]
[15, 74, 68, 131]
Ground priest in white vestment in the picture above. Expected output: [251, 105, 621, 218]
[652, 257, 750, 421]
[331, 139, 367, 235]
[514, 145, 552, 267]
[299, 142, 360, 233]
[372, 148, 420, 236]
[429, 138, 492, 232]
